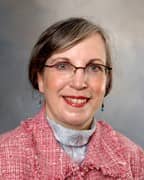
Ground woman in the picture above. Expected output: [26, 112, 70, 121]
[0, 17, 144, 179]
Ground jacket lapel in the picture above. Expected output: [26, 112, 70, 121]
[82, 121, 130, 178]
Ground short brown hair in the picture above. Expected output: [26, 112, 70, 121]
[28, 17, 112, 96]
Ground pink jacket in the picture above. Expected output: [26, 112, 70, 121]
[0, 107, 144, 179]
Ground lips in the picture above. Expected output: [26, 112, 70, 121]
[63, 96, 89, 108]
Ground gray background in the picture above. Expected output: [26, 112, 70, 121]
[0, 0, 144, 148]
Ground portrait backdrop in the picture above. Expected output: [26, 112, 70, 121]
[0, 0, 144, 148]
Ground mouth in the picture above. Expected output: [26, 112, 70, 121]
[63, 96, 90, 108]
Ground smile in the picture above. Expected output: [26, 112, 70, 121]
[63, 96, 89, 108]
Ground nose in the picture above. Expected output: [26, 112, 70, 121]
[69, 69, 88, 90]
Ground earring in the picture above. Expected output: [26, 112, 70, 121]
[101, 103, 104, 112]
[38, 94, 43, 105]
[32, 90, 43, 108]
[39, 96, 42, 105]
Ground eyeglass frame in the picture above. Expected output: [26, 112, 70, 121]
[43, 61, 112, 77]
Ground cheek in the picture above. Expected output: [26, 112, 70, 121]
[90, 78, 106, 95]
[43, 73, 66, 93]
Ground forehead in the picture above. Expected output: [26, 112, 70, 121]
[48, 33, 106, 64]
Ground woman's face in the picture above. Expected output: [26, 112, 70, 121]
[38, 34, 107, 130]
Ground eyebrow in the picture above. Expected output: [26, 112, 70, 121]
[87, 58, 104, 64]
[47, 57, 104, 65]
[47, 57, 70, 64]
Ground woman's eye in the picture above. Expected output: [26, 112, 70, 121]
[55, 62, 70, 70]
[88, 64, 103, 72]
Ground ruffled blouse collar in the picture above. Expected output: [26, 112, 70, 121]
[47, 116, 96, 147]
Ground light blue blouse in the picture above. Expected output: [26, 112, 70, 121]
[47, 116, 96, 164]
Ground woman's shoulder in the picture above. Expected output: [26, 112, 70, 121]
[92, 121, 144, 178]
[0, 107, 46, 148]
[97, 120, 144, 176]
[0, 117, 34, 150]
[0, 117, 39, 178]
[97, 120, 143, 151]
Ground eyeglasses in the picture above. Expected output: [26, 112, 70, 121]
[44, 61, 112, 78]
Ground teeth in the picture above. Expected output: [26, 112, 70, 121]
[66, 97, 87, 104]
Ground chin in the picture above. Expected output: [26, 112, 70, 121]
[62, 116, 91, 129]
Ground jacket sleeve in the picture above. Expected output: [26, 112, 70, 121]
[131, 146, 144, 179]
[0, 128, 36, 179]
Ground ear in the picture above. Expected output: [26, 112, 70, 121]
[37, 73, 44, 93]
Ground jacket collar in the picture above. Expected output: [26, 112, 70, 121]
[81, 120, 129, 178]
[29, 106, 129, 178]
